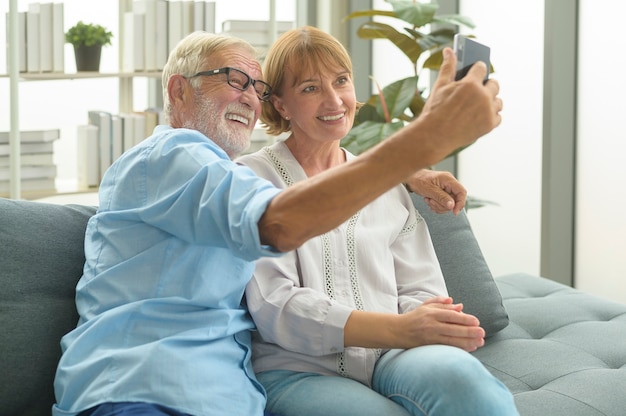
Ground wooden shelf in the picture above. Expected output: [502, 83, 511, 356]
[0, 71, 162, 81]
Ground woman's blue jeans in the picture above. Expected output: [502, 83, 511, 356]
[257, 345, 519, 416]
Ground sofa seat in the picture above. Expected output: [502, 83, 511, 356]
[478, 273, 626, 416]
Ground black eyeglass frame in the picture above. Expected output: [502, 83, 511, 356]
[188, 67, 272, 102]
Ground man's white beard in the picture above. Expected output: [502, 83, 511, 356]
[186, 92, 253, 159]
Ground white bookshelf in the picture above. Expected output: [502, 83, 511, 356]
[5, 0, 161, 199]
[1, 71, 162, 81]
[5, 0, 289, 200]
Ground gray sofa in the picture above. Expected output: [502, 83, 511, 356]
[1, 195, 626, 416]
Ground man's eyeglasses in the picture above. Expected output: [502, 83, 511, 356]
[188, 67, 272, 102]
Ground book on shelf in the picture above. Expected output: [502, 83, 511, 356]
[119, 112, 146, 151]
[168, 1, 183, 52]
[227, 31, 290, 48]
[122, 10, 145, 72]
[204, 1, 216, 33]
[5, 11, 27, 72]
[221, 20, 294, 52]
[191, 1, 215, 33]
[0, 164, 57, 181]
[221, 20, 295, 33]
[133, 0, 168, 71]
[0, 177, 56, 195]
[132, 0, 156, 71]
[0, 128, 60, 144]
[52, 2, 65, 73]
[0, 127, 58, 194]
[0, 141, 55, 157]
[0, 153, 54, 168]
[120, 113, 136, 152]
[192, 0, 204, 32]
[37, 2, 53, 72]
[181, 1, 194, 41]
[80, 108, 163, 186]
[134, 108, 162, 138]
[88, 110, 113, 182]
[122, 11, 134, 73]
[76, 124, 99, 188]
[131, 112, 147, 147]
[26, 3, 40, 73]
[111, 115, 124, 162]
[155, 0, 168, 70]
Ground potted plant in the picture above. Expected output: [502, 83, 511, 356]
[65, 21, 113, 72]
[341, 0, 481, 155]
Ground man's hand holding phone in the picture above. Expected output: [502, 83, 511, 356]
[416, 45, 502, 163]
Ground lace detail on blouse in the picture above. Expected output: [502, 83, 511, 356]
[264, 146, 295, 186]
[399, 207, 424, 236]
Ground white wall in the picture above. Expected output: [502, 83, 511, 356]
[576, 0, 626, 302]
[455, 2, 544, 278]
[372, 0, 626, 305]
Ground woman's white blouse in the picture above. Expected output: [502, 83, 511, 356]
[237, 140, 448, 386]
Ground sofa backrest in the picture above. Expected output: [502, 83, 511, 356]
[0, 198, 97, 416]
[411, 194, 509, 336]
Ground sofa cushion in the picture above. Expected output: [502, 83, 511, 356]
[477, 273, 626, 416]
[411, 194, 509, 336]
[0, 198, 96, 416]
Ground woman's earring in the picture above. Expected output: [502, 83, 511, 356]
[285, 116, 290, 120]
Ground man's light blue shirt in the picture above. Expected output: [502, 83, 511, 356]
[53, 126, 282, 416]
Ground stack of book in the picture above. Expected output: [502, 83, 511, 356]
[123, 0, 216, 73]
[5, 2, 65, 73]
[221, 20, 295, 58]
[77, 108, 163, 188]
[0, 129, 59, 196]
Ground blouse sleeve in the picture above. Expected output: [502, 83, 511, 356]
[246, 249, 353, 356]
[391, 190, 449, 313]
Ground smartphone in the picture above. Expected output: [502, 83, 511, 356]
[453, 34, 490, 82]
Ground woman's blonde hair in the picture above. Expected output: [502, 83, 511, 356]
[261, 26, 355, 136]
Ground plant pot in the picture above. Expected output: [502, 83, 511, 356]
[73, 44, 102, 72]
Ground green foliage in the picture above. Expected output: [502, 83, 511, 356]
[341, 0, 477, 155]
[65, 21, 113, 48]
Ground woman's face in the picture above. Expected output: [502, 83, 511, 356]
[272, 64, 357, 145]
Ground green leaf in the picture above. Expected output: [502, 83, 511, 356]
[357, 21, 422, 64]
[355, 103, 386, 125]
[413, 28, 456, 51]
[341, 121, 405, 155]
[379, 76, 419, 119]
[344, 9, 397, 21]
[465, 196, 499, 211]
[423, 50, 444, 70]
[408, 93, 426, 118]
[388, 0, 439, 28]
[432, 14, 476, 29]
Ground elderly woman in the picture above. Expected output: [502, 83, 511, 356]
[237, 26, 518, 416]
